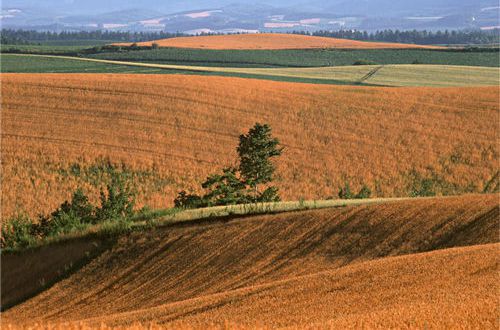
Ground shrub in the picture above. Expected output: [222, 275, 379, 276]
[2, 174, 139, 249]
[257, 186, 281, 203]
[408, 170, 437, 197]
[174, 191, 206, 209]
[413, 178, 436, 197]
[51, 188, 95, 224]
[338, 182, 354, 199]
[95, 174, 136, 221]
[39, 188, 96, 236]
[151, 42, 159, 50]
[409, 177, 436, 197]
[1, 214, 36, 249]
[45, 211, 89, 236]
[355, 184, 372, 199]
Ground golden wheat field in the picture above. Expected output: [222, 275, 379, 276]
[116, 33, 444, 50]
[1, 73, 498, 219]
[2, 195, 499, 329]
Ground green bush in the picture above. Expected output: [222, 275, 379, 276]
[174, 191, 207, 209]
[338, 182, 354, 199]
[52, 188, 95, 223]
[45, 212, 89, 236]
[411, 178, 436, 197]
[355, 184, 372, 199]
[407, 170, 437, 197]
[1, 214, 36, 249]
[339, 182, 372, 199]
[257, 186, 281, 203]
[95, 174, 136, 221]
[2, 174, 139, 250]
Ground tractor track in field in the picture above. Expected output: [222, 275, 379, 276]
[358, 65, 385, 83]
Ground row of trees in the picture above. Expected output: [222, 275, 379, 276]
[309, 29, 500, 45]
[2, 28, 499, 46]
[0, 29, 184, 44]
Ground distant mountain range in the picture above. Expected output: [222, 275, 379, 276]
[1, 1, 499, 33]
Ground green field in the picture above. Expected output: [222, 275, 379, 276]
[0, 54, 181, 74]
[87, 48, 500, 68]
[365, 65, 500, 87]
[1, 44, 94, 55]
[3, 44, 498, 68]
[3, 54, 499, 87]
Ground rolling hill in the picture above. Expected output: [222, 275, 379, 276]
[2, 194, 499, 328]
[2, 73, 498, 219]
[5, 54, 499, 86]
[117, 33, 444, 50]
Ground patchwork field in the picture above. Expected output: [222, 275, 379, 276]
[3, 54, 499, 86]
[116, 33, 444, 50]
[2, 21, 500, 330]
[2, 73, 498, 219]
[3, 194, 499, 328]
[88, 47, 500, 68]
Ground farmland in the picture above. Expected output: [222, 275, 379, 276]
[3, 54, 499, 86]
[2, 30, 500, 329]
[2, 73, 498, 219]
[3, 194, 499, 328]
[91, 47, 500, 68]
[0, 54, 173, 74]
[117, 33, 444, 50]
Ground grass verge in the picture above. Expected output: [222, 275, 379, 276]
[2, 197, 418, 254]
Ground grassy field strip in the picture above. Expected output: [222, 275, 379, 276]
[3, 53, 372, 81]
[17, 197, 419, 251]
[365, 64, 500, 87]
[3, 53, 223, 72]
[6, 54, 499, 86]
[145, 197, 418, 228]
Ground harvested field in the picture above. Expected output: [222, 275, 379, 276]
[116, 33, 443, 50]
[3, 194, 499, 328]
[2, 73, 499, 219]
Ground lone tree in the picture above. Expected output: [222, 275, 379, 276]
[237, 123, 283, 201]
[174, 123, 283, 208]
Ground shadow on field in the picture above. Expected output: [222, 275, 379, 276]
[1, 236, 114, 311]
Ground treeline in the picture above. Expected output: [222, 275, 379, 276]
[0, 29, 185, 45]
[2, 28, 499, 46]
[307, 29, 500, 45]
